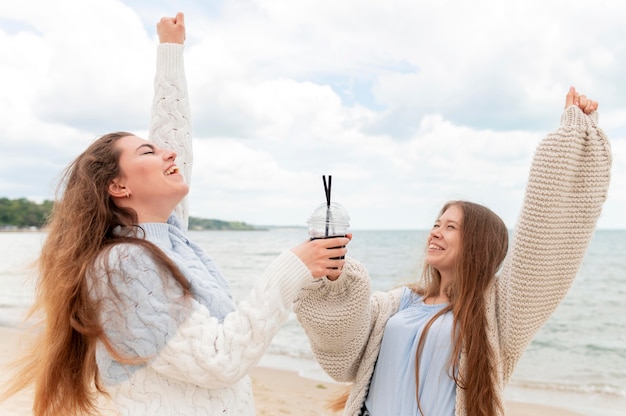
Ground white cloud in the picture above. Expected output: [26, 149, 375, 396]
[0, 0, 624, 229]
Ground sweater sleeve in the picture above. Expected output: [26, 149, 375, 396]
[148, 43, 192, 230]
[496, 105, 611, 381]
[294, 257, 403, 382]
[95, 245, 314, 389]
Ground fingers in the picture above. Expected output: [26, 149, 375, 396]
[313, 236, 350, 249]
[564, 86, 576, 109]
[565, 86, 599, 114]
[575, 94, 599, 114]
[311, 258, 346, 281]
[156, 12, 186, 44]
[582, 96, 598, 114]
[157, 16, 174, 30]
[291, 237, 349, 280]
[175, 12, 185, 25]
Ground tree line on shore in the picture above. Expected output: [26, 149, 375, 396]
[0, 197, 259, 231]
[0, 197, 52, 229]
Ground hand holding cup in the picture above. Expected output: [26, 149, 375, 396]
[291, 235, 351, 280]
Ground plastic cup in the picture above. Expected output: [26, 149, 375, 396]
[307, 202, 350, 262]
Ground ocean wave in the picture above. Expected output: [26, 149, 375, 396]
[509, 379, 626, 398]
[266, 344, 315, 361]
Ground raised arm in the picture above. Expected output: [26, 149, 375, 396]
[148, 12, 192, 229]
[496, 87, 611, 381]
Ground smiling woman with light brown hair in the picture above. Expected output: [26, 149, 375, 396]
[295, 87, 612, 416]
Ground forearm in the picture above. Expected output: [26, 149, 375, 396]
[295, 257, 382, 382]
[497, 105, 611, 375]
[148, 43, 193, 228]
[150, 251, 314, 388]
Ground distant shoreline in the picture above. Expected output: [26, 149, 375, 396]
[0, 227, 42, 232]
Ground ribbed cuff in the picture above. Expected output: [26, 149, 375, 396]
[321, 256, 366, 294]
[263, 251, 314, 302]
[561, 105, 599, 128]
[156, 43, 185, 75]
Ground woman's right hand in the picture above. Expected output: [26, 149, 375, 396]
[291, 235, 351, 280]
[157, 12, 186, 44]
[565, 86, 598, 114]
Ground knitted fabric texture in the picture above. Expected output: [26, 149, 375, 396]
[294, 104, 611, 416]
[90, 44, 315, 415]
[148, 43, 193, 230]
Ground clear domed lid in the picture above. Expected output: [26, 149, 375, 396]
[307, 202, 350, 238]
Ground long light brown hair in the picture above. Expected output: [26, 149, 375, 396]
[412, 201, 509, 416]
[328, 201, 508, 415]
[1, 132, 191, 416]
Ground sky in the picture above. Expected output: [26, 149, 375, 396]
[0, 0, 624, 230]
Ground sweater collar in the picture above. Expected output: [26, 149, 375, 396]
[113, 215, 185, 246]
[138, 222, 173, 245]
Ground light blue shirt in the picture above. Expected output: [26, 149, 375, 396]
[364, 287, 456, 415]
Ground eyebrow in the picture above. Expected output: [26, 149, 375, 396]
[436, 219, 461, 225]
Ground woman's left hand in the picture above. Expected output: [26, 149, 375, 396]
[565, 86, 598, 114]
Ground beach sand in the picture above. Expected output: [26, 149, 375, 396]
[0, 326, 584, 416]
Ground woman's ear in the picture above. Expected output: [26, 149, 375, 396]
[108, 179, 129, 199]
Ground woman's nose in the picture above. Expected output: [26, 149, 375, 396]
[164, 150, 176, 160]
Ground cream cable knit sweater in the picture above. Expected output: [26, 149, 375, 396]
[294, 105, 611, 416]
[148, 43, 193, 229]
[92, 44, 315, 415]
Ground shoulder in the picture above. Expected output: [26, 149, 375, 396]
[90, 241, 185, 302]
[91, 241, 165, 291]
[98, 242, 153, 268]
[398, 286, 420, 309]
[371, 286, 405, 316]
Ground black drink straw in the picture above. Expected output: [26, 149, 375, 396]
[323, 175, 331, 237]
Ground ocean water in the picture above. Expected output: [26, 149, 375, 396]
[1, 229, 624, 415]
